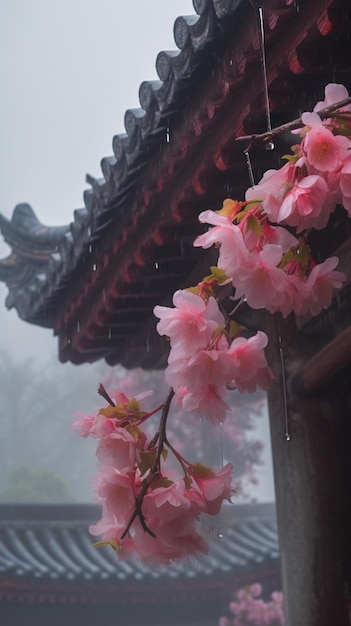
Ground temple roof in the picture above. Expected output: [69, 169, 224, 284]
[1, 0, 350, 367]
[0, 502, 279, 605]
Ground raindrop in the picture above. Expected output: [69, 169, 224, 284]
[166, 128, 170, 143]
[102, 289, 106, 302]
[257, 6, 273, 135]
[279, 340, 291, 441]
[219, 422, 224, 468]
[108, 327, 111, 339]
[146, 334, 150, 352]
[229, 59, 233, 66]
[93, 263, 97, 271]
[77, 321, 80, 333]
[265, 141, 275, 151]
[155, 261, 159, 270]
[244, 149, 255, 187]
[217, 532, 224, 540]
[67, 338, 71, 345]
[89, 244, 92, 253]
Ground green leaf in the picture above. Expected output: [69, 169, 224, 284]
[245, 214, 263, 237]
[192, 462, 214, 478]
[150, 476, 174, 490]
[138, 450, 157, 476]
[125, 424, 140, 441]
[183, 476, 193, 490]
[98, 405, 127, 420]
[93, 539, 120, 551]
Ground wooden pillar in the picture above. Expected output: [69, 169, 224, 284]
[264, 314, 350, 626]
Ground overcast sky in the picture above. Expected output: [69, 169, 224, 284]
[0, 0, 194, 359]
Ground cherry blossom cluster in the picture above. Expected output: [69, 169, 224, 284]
[154, 290, 273, 423]
[194, 83, 349, 318]
[72, 387, 234, 564]
[219, 583, 284, 626]
[153, 83, 349, 426]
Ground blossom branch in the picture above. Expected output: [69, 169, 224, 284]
[98, 383, 116, 407]
[235, 95, 351, 146]
[120, 388, 175, 540]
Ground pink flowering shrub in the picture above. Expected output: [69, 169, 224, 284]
[73, 83, 350, 564]
[219, 584, 284, 626]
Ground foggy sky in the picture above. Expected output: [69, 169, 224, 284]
[0, 0, 194, 359]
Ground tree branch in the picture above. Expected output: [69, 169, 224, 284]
[235, 96, 351, 146]
[120, 388, 175, 540]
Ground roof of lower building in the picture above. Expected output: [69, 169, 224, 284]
[0, 502, 279, 604]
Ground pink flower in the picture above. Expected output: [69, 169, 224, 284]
[180, 384, 230, 423]
[301, 256, 346, 317]
[227, 331, 274, 393]
[245, 162, 297, 223]
[154, 290, 224, 362]
[301, 111, 350, 173]
[277, 174, 334, 232]
[91, 467, 136, 526]
[165, 337, 232, 392]
[71, 410, 96, 438]
[232, 244, 292, 314]
[194, 210, 250, 277]
[119, 516, 208, 564]
[314, 82, 351, 113]
[143, 478, 194, 523]
[96, 426, 140, 472]
[191, 463, 234, 515]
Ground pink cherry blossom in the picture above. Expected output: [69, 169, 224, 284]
[91, 467, 136, 523]
[245, 162, 297, 223]
[191, 463, 234, 515]
[96, 427, 139, 472]
[180, 384, 230, 423]
[119, 516, 208, 564]
[154, 290, 224, 362]
[301, 256, 346, 317]
[232, 245, 292, 314]
[227, 332, 274, 393]
[143, 478, 194, 522]
[301, 113, 350, 173]
[314, 82, 351, 113]
[194, 210, 250, 277]
[165, 338, 232, 393]
[277, 174, 334, 232]
[71, 410, 97, 438]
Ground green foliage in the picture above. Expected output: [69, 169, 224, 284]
[0, 464, 74, 503]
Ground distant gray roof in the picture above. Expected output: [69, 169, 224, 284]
[0, 502, 279, 604]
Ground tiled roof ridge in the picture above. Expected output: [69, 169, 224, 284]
[0, 500, 276, 523]
[0, 500, 279, 591]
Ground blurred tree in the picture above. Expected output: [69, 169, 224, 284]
[0, 464, 74, 503]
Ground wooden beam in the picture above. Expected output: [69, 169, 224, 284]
[302, 326, 351, 392]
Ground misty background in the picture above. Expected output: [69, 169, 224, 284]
[0, 0, 275, 504]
